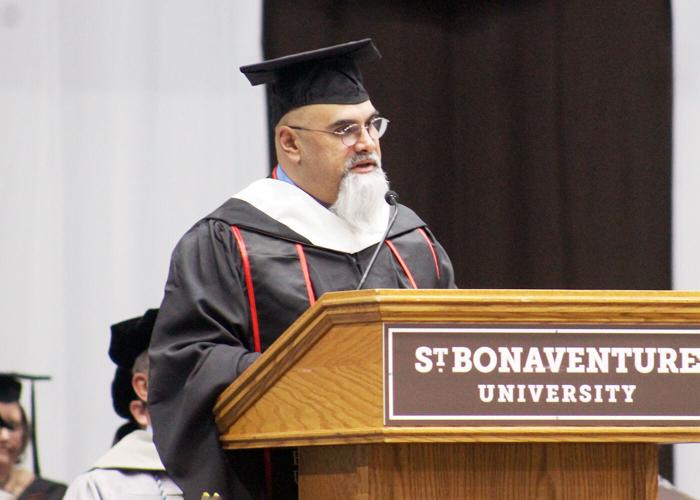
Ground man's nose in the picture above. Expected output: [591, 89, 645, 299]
[0, 427, 9, 440]
[353, 125, 377, 152]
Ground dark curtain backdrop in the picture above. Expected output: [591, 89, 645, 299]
[263, 0, 672, 476]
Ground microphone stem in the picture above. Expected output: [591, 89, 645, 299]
[356, 204, 399, 290]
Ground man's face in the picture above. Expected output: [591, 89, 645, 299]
[285, 100, 382, 205]
[0, 402, 25, 471]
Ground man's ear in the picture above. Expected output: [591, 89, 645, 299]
[277, 126, 302, 164]
[129, 399, 149, 428]
[132, 372, 148, 403]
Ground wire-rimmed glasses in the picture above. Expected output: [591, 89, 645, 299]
[288, 116, 390, 146]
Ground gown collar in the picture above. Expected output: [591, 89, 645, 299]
[232, 178, 390, 254]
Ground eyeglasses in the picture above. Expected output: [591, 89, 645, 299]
[0, 416, 22, 433]
[289, 116, 390, 147]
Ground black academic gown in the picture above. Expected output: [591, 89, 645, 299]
[18, 477, 66, 500]
[149, 184, 456, 499]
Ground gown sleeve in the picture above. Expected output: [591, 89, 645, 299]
[148, 218, 260, 498]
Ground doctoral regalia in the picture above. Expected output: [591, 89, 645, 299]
[149, 178, 456, 499]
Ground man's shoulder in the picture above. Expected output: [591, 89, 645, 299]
[177, 195, 311, 249]
[204, 197, 266, 226]
[170, 198, 263, 252]
[389, 203, 429, 237]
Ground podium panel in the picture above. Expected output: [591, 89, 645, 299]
[299, 443, 657, 499]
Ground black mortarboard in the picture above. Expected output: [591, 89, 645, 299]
[240, 38, 381, 125]
[108, 309, 158, 421]
[0, 373, 21, 403]
[0, 372, 51, 476]
[109, 308, 158, 369]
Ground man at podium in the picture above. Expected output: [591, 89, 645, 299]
[148, 38, 456, 499]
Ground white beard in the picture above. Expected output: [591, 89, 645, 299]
[330, 153, 390, 233]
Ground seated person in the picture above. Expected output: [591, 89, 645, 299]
[0, 373, 66, 499]
[64, 309, 182, 499]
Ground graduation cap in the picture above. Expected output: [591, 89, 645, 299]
[240, 38, 382, 126]
[0, 372, 51, 476]
[108, 309, 158, 421]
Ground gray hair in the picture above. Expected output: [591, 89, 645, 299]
[132, 350, 149, 375]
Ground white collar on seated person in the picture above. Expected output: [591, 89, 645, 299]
[92, 429, 165, 472]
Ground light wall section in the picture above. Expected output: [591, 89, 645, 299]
[0, 0, 266, 482]
[672, 0, 700, 497]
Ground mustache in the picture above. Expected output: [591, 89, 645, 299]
[344, 152, 381, 172]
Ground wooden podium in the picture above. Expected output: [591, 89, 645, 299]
[214, 290, 700, 499]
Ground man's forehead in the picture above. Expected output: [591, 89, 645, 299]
[293, 100, 377, 123]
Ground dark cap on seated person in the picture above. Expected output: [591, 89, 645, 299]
[0, 374, 21, 403]
[0, 373, 51, 406]
[240, 38, 381, 125]
[108, 308, 158, 420]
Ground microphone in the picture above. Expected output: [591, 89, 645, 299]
[356, 190, 400, 290]
[384, 190, 399, 206]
